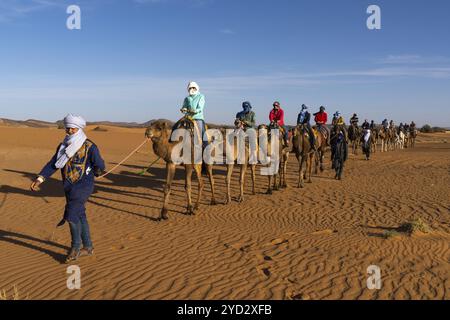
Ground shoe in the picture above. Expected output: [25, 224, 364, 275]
[65, 248, 81, 263]
[79, 247, 94, 257]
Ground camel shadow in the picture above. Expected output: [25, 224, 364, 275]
[2, 168, 188, 221]
[2, 169, 64, 199]
[0, 229, 68, 264]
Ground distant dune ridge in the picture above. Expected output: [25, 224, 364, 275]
[0, 118, 174, 129]
[1, 118, 448, 131]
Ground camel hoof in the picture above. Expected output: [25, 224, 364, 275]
[186, 206, 195, 215]
[266, 190, 273, 195]
[210, 199, 217, 206]
[237, 197, 244, 203]
[160, 208, 168, 220]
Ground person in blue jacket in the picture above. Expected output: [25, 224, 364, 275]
[30, 114, 105, 263]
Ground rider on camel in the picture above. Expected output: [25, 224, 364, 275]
[269, 101, 289, 148]
[350, 113, 359, 127]
[332, 111, 348, 141]
[236, 101, 256, 130]
[313, 106, 330, 145]
[297, 104, 316, 150]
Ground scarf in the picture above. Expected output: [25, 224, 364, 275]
[55, 129, 87, 169]
[55, 114, 87, 169]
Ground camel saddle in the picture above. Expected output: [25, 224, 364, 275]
[172, 116, 210, 145]
[315, 125, 329, 139]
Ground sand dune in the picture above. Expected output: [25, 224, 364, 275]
[0, 127, 449, 300]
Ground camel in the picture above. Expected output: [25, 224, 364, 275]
[370, 127, 379, 153]
[394, 130, 406, 150]
[292, 124, 316, 188]
[224, 119, 257, 204]
[388, 127, 398, 151]
[257, 124, 289, 194]
[312, 125, 328, 173]
[348, 123, 361, 155]
[409, 128, 418, 148]
[145, 120, 216, 220]
[379, 126, 393, 152]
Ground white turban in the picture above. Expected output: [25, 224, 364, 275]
[187, 81, 199, 92]
[55, 114, 87, 168]
[64, 114, 86, 129]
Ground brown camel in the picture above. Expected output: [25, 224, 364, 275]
[224, 119, 257, 204]
[145, 120, 216, 220]
[409, 128, 417, 148]
[312, 125, 328, 173]
[370, 127, 379, 153]
[378, 126, 391, 152]
[348, 123, 361, 155]
[292, 124, 316, 188]
[258, 124, 289, 194]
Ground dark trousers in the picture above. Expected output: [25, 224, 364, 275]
[68, 215, 93, 250]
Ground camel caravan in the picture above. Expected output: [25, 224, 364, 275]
[143, 82, 419, 220]
[29, 82, 421, 262]
[30, 83, 418, 226]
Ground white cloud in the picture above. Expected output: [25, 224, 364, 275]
[0, 0, 69, 22]
[219, 28, 235, 35]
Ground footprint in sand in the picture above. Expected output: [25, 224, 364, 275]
[256, 266, 271, 277]
[224, 242, 251, 253]
[110, 245, 126, 251]
[268, 238, 289, 246]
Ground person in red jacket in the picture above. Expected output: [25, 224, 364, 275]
[269, 101, 289, 146]
[313, 106, 330, 145]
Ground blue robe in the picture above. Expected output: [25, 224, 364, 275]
[38, 140, 105, 224]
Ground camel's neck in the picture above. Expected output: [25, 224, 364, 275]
[151, 132, 171, 161]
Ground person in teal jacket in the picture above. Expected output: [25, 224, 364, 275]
[181, 81, 207, 148]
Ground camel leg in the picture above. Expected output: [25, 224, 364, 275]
[273, 172, 279, 191]
[282, 157, 288, 188]
[225, 164, 233, 204]
[206, 164, 217, 205]
[160, 162, 176, 220]
[185, 165, 194, 215]
[320, 150, 324, 172]
[298, 156, 305, 188]
[307, 153, 313, 183]
[250, 164, 256, 195]
[238, 164, 247, 203]
[193, 164, 204, 212]
[267, 175, 273, 194]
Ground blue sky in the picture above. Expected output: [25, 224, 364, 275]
[0, 0, 449, 126]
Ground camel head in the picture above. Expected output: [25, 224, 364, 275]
[257, 124, 269, 131]
[145, 121, 170, 140]
[234, 118, 244, 129]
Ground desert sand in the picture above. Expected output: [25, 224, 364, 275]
[0, 125, 449, 300]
